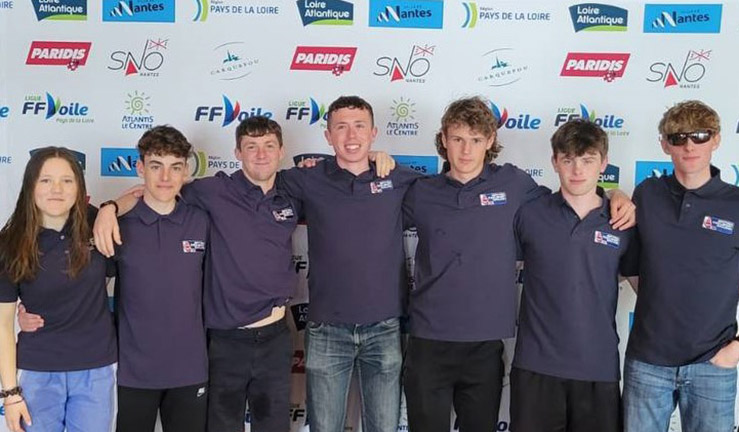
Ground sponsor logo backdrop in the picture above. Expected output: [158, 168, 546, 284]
[1, 1, 738, 431]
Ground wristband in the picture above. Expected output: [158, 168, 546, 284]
[0, 386, 22, 398]
[100, 200, 119, 215]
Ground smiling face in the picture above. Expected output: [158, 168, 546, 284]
[552, 150, 607, 199]
[137, 153, 188, 206]
[235, 132, 284, 186]
[324, 107, 377, 174]
[34, 157, 78, 225]
[442, 123, 495, 183]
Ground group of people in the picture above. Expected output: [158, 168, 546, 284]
[0, 95, 736, 432]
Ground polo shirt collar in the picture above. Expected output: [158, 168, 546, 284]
[233, 169, 278, 199]
[132, 198, 186, 226]
[666, 165, 724, 197]
[325, 157, 377, 180]
[553, 190, 610, 220]
[444, 163, 496, 188]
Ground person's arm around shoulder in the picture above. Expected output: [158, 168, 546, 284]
[0, 302, 32, 431]
[93, 186, 143, 257]
[606, 189, 636, 231]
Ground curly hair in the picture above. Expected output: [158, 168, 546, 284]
[435, 97, 501, 163]
[658, 100, 721, 137]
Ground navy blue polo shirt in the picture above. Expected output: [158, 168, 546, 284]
[513, 192, 633, 382]
[403, 163, 548, 341]
[624, 167, 739, 366]
[181, 170, 298, 329]
[278, 159, 421, 325]
[114, 199, 208, 388]
[0, 209, 117, 372]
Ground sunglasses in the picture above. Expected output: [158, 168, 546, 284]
[665, 130, 714, 146]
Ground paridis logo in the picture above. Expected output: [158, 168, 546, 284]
[644, 4, 721, 33]
[32, 0, 87, 21]
[21, 92, 93, 124]
[569, 3, 628, 32]
[490, 102, 541, 130]
[290, 46, 357, 76]
[103, 0, 175, 22]
[561, 52, 630, 82]
[369, 0, 443, 29]
[26, 41, 91, 71]
[635, 161, 674, 185]
[297, 0, 353, 25]
[195, 95, 273, 127]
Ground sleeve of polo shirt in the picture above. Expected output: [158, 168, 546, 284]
[402, 181, 417, 230]
[618, 186, 642, 276]
[521, 172, 551, 204]
[0, 268, 19, 303]
[180, 179, 208, 210]
[277, 167, 306, 203]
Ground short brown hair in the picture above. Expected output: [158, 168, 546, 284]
[551, 118, 608, 159]
[326, 96, 374, 127]
[235, 116, 283, 149]
[138, 125, 192, 161]
[435, 97, 501, 163]
[658, 100, 721, 137]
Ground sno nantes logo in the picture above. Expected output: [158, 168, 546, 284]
[297, 0, 353, 25]
[647, 49, 710, 89]
[554, 104, 628, 136]
[644, 4, 721, 33]
[32, 0, 87, 20]
[26, 41, 91, 71]
[569, 3, 627, 32]
[290, 46, 357, 76]
[369, 0, 443, 29]
[195, 95, 272, 127]
[22, 92, 93, 124]
[490, 102, 541, 130]
[103, 0, 175, 22]
[374, 44, 435, 83]
[560, 52, 630, 82]
[108, 38, 169, 77]
[285, 98, 327, 126]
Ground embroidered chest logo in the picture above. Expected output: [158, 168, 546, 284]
[370, 179, 393, 194]
[272, 207, 295, 222]
[182, 240, 206, 253]
[594, 231, 620, 248]
[702, 216, 734, 235]
[479, 192, 507, 206]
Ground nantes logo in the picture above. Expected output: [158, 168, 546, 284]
[297, 0, 353, 25]
[369, 0, 443, 29]
[635, 161, 673, 185]
[103, 0, 175, 22]
[490, 102, 541, 130]
[32, 0, 86, 21]
[195, 95, 273, 127]
[21, 92, 93, 124]
[561, 52, 630, 82]
[285, 98, 327, 126]
[644, 4, 721, 34]
[374, 44, 435, 83]
[569, 3, 627, 32]
[101, 148, 138, 177]
[290, 46, 357, 76]
[108, 38, 168, 77]
[26, 41, 91, 71]
[647, 49, 710, 89]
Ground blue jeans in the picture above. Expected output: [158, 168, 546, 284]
[19, 364, 116, 432]
[305, 318, 402, 432]
[623, 356, 737, 432]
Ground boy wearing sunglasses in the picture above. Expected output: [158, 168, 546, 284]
[622, 100, 739, 431]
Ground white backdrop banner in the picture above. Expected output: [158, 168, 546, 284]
[1, 1, 738, 431]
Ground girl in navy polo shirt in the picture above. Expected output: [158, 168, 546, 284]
[0, 147, 117, 432]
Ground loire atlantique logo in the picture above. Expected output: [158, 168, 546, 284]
[297, 0, 353, 25]
[32, 0, 87, 20]
[560, 52, 630, 82]
[598, 164, 620, 189]
[569, 3, 628, 32]
[476, 48, 528, 87]
[644, 4, 722, 33]
[26, 41, 91, 71]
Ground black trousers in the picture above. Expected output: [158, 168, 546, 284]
[510, 367, 622, 432]
[403, 336, 504, 432]
[206, 318, 293, 432]
[116, 382, 208, 432]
